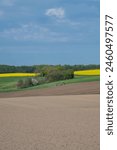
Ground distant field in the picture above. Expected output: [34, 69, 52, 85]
[0, 76, 100, 92]
[0, 70, 100, 77]
[0, 73, 39, 77]
[74, 69, 100, 76]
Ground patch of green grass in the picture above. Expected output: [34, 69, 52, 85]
[0, 77, 30, 92]
[0, 76, 100, 92]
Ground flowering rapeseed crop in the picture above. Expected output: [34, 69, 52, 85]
[74, 69, 100, 76]
[0, 73, 39, 77]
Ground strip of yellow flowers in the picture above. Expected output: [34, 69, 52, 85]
[0, 73, 39, 77]
[0, 69, 100, 77]
[74, 69, 100, 76]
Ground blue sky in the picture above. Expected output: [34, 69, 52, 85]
[0, 0, 100, 65]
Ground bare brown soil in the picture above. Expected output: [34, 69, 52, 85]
[0, 95, 99, 150]
[0, 81, 99, 98]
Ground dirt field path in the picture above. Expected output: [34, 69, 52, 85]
[0, 95, 99, 150]
[0, 81, 100, 98]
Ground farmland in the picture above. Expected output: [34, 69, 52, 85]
[0, 73, 39, 77]
[0, 75, 100, 92]
[74, 69, 100, 76]
[0, 65, 100, 93]
[0, 70, 100, 150]
[0, 95, 99, 150]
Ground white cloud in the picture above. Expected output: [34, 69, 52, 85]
[45, 7, 80, 27]
[45, 8, 65, 19]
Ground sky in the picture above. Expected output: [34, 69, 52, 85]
[0, 0, 100, 66]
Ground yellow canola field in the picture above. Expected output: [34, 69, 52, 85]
[0, 73, 39, 77]
[74, 69, 100, 76]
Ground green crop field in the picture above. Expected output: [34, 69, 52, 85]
[0, 77, 29, 92]
[0, 76, 100, 92]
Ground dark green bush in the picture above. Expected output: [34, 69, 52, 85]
[16, 70, 74, 89]
[46, 70, 74, 82]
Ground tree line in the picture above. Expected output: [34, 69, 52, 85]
[0, 64, 100, 73]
